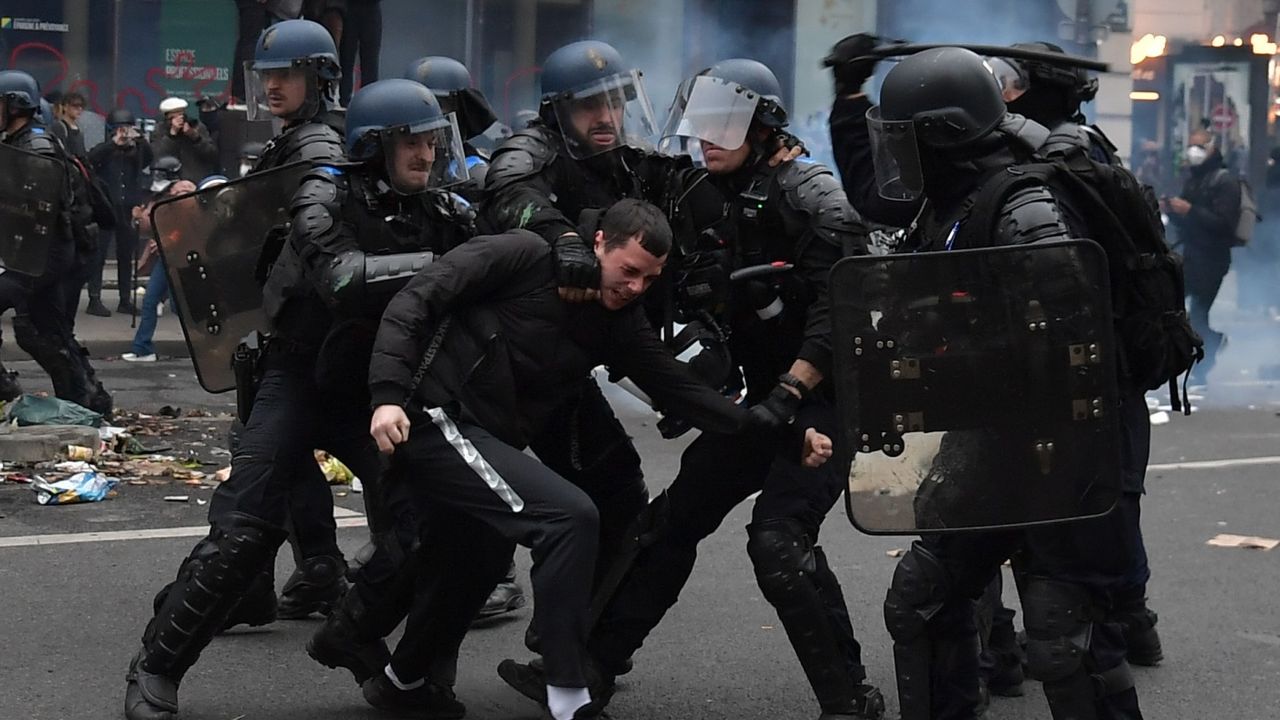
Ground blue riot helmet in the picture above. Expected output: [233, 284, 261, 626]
[0, 70, 41, 128]
[403, 56, 498, 142]
[660, 58, 788, 166]
[866, 47, 1007, 201]
[538, 40, 657, 159]
[244, 19, 340, 121]
[346, 78, 469, 194]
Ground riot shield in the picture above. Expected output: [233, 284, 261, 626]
[0, 142, 67, 276]
[150, 161, 311, 393]
[829, 239, 1122, 534]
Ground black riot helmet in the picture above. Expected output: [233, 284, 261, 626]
[403, 56, 498, 142]
[989, 42, 1098, 125]
[537, 40, 658, 159]
[0, 70, 41, 127]
[866, 47, 1009, 200]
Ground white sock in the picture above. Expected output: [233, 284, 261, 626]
[546, 685, 591, 720]
[384, 663, 424, 691]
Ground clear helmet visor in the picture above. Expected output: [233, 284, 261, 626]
[244, 63, 319, 121]
[986, 57, 1029, 103]
[657, 75, 760, 162]
[381, 111, 470, 194]
[550, 69, 657, 159]
[866, 105, 924, 202]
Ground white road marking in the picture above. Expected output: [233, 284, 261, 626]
[0, 508, 367, 549]
[1147, 455, 1280, 471]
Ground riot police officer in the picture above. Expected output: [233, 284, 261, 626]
[122, 77, 474, 720]
[867, 47, 1146, 720]
[499, 58, 886, 720]
[0, 69, 112, 415]
[228, 17, 354, 627]
[403, 55, 499, 201]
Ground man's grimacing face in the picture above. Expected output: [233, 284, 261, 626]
[593, 232, 666, 310]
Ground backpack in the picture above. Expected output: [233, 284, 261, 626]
[956, 148, 1205, 413]
[1213, 169, 1258, 247]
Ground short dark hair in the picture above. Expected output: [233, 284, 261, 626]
[63, 91, 86, 108]
[599, 198, 672, 258]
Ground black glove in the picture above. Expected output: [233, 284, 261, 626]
[745, 383, 802, 431]
[771, 130, 809, 158]
[552, 233, 601, 290]
[822, 33, 902, 96]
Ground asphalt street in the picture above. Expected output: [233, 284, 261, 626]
[1, 351, 1278, 719]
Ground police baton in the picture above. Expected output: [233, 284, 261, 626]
[855, 43, 1109, 72]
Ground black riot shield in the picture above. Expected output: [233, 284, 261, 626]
[830, 239, 1122, 534]
[0, 142, 67, 276]
[151, 162, 311, 393]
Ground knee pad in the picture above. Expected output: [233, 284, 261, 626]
[746, 518, 815, 604]
[1022, 577, 1093, 683]
[884, 543, 950, 643]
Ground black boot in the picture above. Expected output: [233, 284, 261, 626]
[0, 368, 21, 402]
[124, 513, 287, 720]
[220, 567, 278, 631]
[278, 554, 348, 619]
[86, 297, 112, 317]
[307, 588, 392, 685]
[1117, 597, 1163, 667]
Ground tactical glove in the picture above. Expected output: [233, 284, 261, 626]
[552, 233, 601, 290]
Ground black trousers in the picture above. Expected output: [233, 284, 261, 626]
[87, 219, 138, 305]
[207, 363, 378, 562]
[589, 401, 859, 674]
[338, 0, 382, 105]
[376, 406, 601, 689]
[1183, 246, 1231, 376]
[3, 268, 105, 409]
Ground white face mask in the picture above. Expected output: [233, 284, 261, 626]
[1186, 144, 1209, 167]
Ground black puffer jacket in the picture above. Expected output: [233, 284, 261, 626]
[369, 231, 749, 448]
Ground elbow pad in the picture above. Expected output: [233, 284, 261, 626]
[322, 250, 436, 310]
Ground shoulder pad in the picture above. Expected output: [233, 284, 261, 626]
[485, 128, 559, 190]
[995, 184, 1071, 246]
[776, 160, 865, 250]
[291, 168, 348, 235]
[283, 122, 346, 166]
[18, 130, 58, 156]
[1039, 122, 1091, 159]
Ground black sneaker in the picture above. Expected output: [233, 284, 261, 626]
[86, 298, 112, 317]
[278, 556, 348, 619]
[360, 672, 465, 719]
[498, 658, 615, 707]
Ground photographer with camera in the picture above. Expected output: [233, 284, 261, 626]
[150, 96, 220, 182]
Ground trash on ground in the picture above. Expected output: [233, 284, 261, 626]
[33, 472, 118, 505]
[5, 394, 103, 427]
[53, 461, 97, 473]
[1206, 534, 1279, 551]
[65, 444, 95, 461]
[351, 477, 364, 494]
[886, 548, 905, 558]
[1149, 411, 1171, 426]
[316, 451, 358, 486]
[163, 495, 190, 503]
